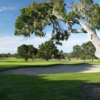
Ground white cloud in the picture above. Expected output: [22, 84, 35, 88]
[0, 6, 15, 12]
[0, 34, 51, 54]
[0, 33, 90, 54]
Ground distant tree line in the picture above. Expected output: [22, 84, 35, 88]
[0, 53, 17, 58]
[64, 41, 96, 61]
[17, 40, 65, 62]
[1, 41, 95, 61]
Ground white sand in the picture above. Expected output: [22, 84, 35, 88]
[0, 64, 100, 75]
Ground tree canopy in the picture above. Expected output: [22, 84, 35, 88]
[73, 45, 81, 58]
[15, 0, 100, 58]
[70, 41, 96, 60]
[38, 40, 60, 61]
[81, 41, 95, 60]
[17, 44, 38, 62]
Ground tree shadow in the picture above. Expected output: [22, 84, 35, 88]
[0, 74, 88, 100]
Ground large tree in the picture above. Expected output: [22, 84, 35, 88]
[38, 41, 59, 61]
[17, 44, 37, 62]
[15, 0, 100, 58]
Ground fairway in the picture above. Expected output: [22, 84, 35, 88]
[1, 0, 100, 99]
[0, 58, 100, 100]
[0, 73, 100, 100]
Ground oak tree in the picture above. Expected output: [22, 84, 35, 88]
[17, 44, 37, 62]
[38, 41, 59, 61]
[15, 0, 100, 58]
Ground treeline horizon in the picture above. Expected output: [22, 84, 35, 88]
[0, 41, 98, 61]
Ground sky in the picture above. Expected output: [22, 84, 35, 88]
[0, 0, 100, 54]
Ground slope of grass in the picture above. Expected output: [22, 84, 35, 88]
[0, 73, 100, 100]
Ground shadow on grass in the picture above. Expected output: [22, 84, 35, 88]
[81, 83, 100, 100]
[0, 74, 87, 100]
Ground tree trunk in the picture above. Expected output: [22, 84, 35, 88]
[78, 20, 100, 58]
[25, 58, 27, 62]
[46, 58, 49, 61]
[53, 13, 100, 58]
[91, 55, 93, 61]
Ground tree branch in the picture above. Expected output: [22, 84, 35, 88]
[52, 12, 65, 22]
[66, 22, 87, 33]
[68, 28, 87, 33]
[52, 13, 87, 33]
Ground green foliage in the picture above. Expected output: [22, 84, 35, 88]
[14, 0, 70, 42]
[72, 45, 81, 58]
[80, 55, 86, 60]
[88, 3, 100, 29]
[71, 41, 96, 60]
[56, 50, 65, 60]
[81, 41, 95, 55]
[17, 44, 37, 61]
[0, 53, 17, 58]
[15, 2, 53, 37]
[51, 30, 69, 45]
[15, 0, 100, 45]
[81, 41, 95, 60]
[50, 0, 66, 16]
[38, 41, 59, 61]
[71, 0, 100, 29]
[64, 11, 80, 21]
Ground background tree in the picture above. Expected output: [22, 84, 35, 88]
[72, 45, 81, 59]
[15, 0, 100, 58]
[70, 41, 96, 61]
[56, 50, 65, 60]
[80, 55, 86, 61]
[38, 41, 59, 61]
[17, 44, 37, 62]
[59, 50, 65, 59]
[28, 45, 38, 60]
[0, 53, 17, 58]
[81, 41, 96, 61]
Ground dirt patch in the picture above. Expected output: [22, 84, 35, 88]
[81, 83, 100, 100]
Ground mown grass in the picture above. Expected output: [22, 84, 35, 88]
[0, 73, 100, 100]
[0, 57, 100, 100]
[0, 57, 100, 72]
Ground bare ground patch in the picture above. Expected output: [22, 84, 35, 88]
[81, 83, 100, 100]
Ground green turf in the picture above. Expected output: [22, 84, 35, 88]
[0, 57, 100, 100]
[0, 73, 100, 100]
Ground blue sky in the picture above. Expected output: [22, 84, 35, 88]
[0, 0, 100, 54]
